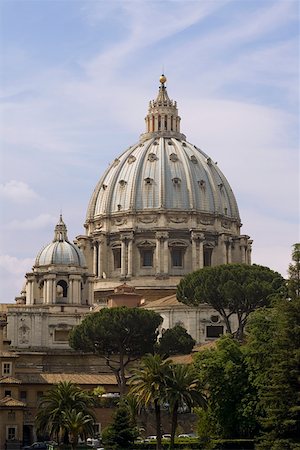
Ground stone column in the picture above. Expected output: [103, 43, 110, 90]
[69, 279, 73, 303]
[121, 239, 127, 278]
[191, 238, 197, 268]
[87, 276, 94, 305]
[127, 239, 133, 278]
[155, 232, 168, 276]
[155, 234, 161, 275]
[44, 276, 56, 304]
[241, 244, 246, 263]
[154, 115, 158, 132]
[247, 240, 253, 264]
[191, 231, 205, 270]
[93, 242, 98, 276]
[227, 238, 233, 264]
[163, 237, 169, 274]
[70, 276, 81, 304]
[199, 233, 205, 269]
[97, 240, 102, 279]
[221, 234, 227, 264]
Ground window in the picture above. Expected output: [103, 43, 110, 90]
[5, 390, 11, 397]
[2, 362, 12, 376]
[56, 280, 68, 298]
[37, 391, 43, 401]
[204, 248, 212, 266]
[171, 248, 183, 267]
[141, 249, 153, 267]
[206, 325, 224, 338]
[54, 329, 69, 342]
[113, 248, 121, 269]
[7, 426, 17, 440]
[20, 391, 27, 401]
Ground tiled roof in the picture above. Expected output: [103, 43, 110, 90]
[0, 376, 22, 384]
[167, 341, 218, 365]
[0, 396, 26, 407]
[142, 294, 186, 309]
[18, 373, 117, 385]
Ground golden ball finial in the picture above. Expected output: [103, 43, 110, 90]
[160, 74, 167, 84]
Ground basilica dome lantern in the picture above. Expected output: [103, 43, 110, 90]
[78, 76, 252, 302]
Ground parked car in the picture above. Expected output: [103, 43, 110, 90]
[162, 434, 171, 439]
[144, 435, 157, 441]
[178, 433, 197, 438]
[22, 443, 48, 450]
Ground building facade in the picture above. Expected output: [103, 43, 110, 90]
[0, 76, 252, 448]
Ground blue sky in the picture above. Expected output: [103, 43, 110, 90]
[0, 0, 299, 302]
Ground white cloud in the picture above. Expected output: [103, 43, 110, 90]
[7, 214, 57, 231]
[0, 254, 34, 274]
[0, 255, 34, 303]
[0, 180, 39, 202]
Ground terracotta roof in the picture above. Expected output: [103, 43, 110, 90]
[0, 376, 22, 384]
[167, 341, 218, 365]
[0, 396, 26, 407]
[18, 373, 117, 385]
[142, 294, 187, 309]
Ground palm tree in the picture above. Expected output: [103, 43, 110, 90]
[129, 354, 172, 450]
[166, 364, 206, 448]
[35, 381, 96, 446]
[62, 408, 95, 450]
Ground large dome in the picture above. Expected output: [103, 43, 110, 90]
[36, 215, 86, 267]
[87, 137, 239, 220]
[78, 76, 252, 301]
[87, 77, 239, 221]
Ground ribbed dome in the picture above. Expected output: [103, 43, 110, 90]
[35, 215, 86, 267]
[87, 76, 239, 221]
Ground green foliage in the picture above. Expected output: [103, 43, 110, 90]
[193, 335, 258, 439]
[69, 307, 163, 395]
[166, 364, 205, 448]
[177, 264, 286, 339]
[245, 298, 300, 445]
[156, 324, 196, 357]
[130, 354, 172, 449]
[130, 354, 205, 449]
[288, 243, 300, 300]
[35, 381, 95, 445]
[102, 404, 138, 450]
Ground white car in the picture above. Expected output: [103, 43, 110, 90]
[145, 435, 157, 441]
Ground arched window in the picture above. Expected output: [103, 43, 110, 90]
[56, 280, 68, 299]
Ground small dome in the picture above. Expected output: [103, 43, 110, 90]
[35, 215, 86, 267]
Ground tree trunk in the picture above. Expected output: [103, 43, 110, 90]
[170, 401, 178, 449]
[154, 399, 162, 450]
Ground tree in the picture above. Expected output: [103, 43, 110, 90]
[156, 324, 196, 357]
[177, 264, 286, 340]
[35, 381, 96, 445]
[288, 243, 300, 300]
[62, 409, 95, 450]
[102, 403, 137, 450]
[69, 307, 163, 396]
[166, 364, 205, 449]
[193, 335, 258, 439]
[245, 298, 300, 449]
[129, 354, 172, 450]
